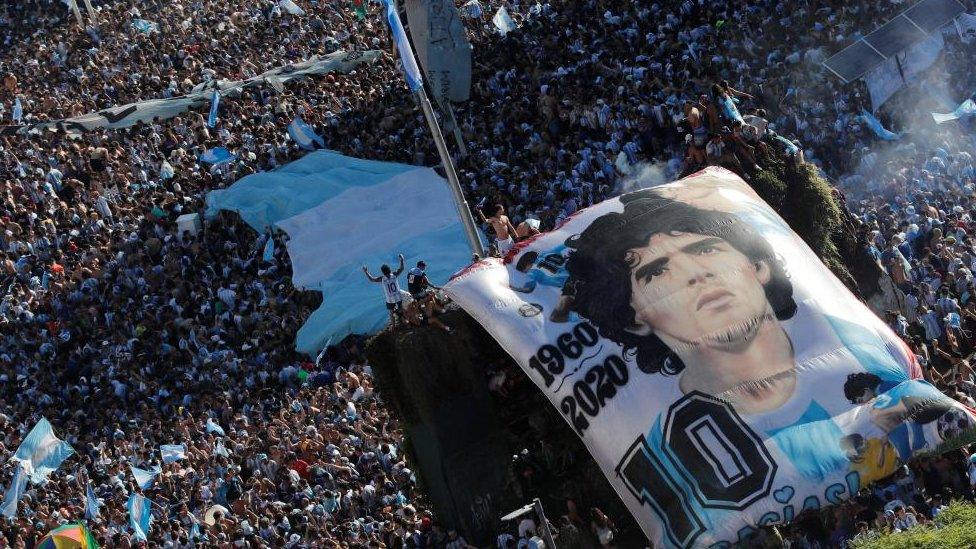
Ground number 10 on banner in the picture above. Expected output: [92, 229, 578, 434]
[615, 392, 777, 548]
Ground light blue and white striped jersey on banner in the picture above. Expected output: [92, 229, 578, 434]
[86, 482, 100, 520]
[383, 0, 423, 91]
[160, 444, 187, 464]
[207, 90, 219, 128]
[0, 464, 27, 518]
[287, 117, 325, 150]
[127, 493, 152, 541]
[206, 150, 474, 354]
[130, 465, 161, 490]
[13, 417, 74, 483]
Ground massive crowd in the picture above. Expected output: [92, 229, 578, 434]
[1, 0, 976, 546]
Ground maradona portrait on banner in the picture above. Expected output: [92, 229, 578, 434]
[445, 169, 976, 548]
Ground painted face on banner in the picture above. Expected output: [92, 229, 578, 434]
[627, 231, 771, 347]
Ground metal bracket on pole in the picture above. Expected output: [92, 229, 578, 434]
[416, 88, 484, 257]
[533, 498, 558, 549]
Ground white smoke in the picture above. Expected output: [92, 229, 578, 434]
[614, 161, 677, 195]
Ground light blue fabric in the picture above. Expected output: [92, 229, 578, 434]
[13, 417, 75, 483]
[205, 418, 226, 437]
[287, 116, 325, 150]
[860, 110, 901, 141]
[160, 444, 186, 464]
[207, 90, 220, 128]
[127, 493, 152, 541]
[206, 150, 475, 354]
[933, 98, 976, 124]
[383, 0, 424, 91]
[0, 464, 27, 518]
[130, 465, 161, 489]
[86, 482, 100, 520]
[199, 147, 236, 165]
[767, 401, 847, 482]
[262, 237, 275, 263]
[12, 97, 22, 123]
[206, 149, 408, 230]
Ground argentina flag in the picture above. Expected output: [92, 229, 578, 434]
[383, 0, 423, 91]
[207, 90, 220, 128]
[160, 444, 186, 464]
[287, 117, 325, 150]
[86, 482, 100, 520]
[13, 418, 74, 483]
[0, 464, 28, 518]
[206, 149, 475, 354]
[199, 147, 236, 165]
[127, 493, 153, 541]
[130, 465, 161, 490]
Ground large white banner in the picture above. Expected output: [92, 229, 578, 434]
[445, 168, 976, 548]
[2, 50, 379, 136]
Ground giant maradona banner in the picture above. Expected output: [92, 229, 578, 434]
[444, 167, 976, 548]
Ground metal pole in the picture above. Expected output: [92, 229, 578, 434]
[533, 498, 558, 549]
[67, 0, 84, 26]
[415, 86, 484, 257]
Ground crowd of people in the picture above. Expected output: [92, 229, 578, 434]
[1, 0, 976, 546]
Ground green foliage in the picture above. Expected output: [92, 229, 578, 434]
[750, 155, 858, 291]
[848, 502, 976, 549]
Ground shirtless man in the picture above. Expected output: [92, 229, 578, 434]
[478, 204, 519, 255]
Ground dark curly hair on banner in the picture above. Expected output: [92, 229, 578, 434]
[564, 188, 797, 376]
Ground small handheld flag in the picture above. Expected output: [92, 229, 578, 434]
[12, 97, 22, 123]
[127, 493, 152, 541]
[207, 90, 220, 128]
[86, 482, 101, 520]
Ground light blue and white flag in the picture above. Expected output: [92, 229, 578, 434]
[492, 6, 516, 36]
[933, 98, 976, 124]
[287, 117, 325, 150]
[199, 147, 236, 165]
[127, 493, 152, 541]
[132, 19, 159, 34]
[383, 0, 424, 91]
[860, 109, 901, 141]
[214, 440, 230, 457]
[279, 0, 306, 16]
[12, 418, 75, 484]
[160, 444, 186, 464]
[462, 0, 483, 19]
[130, 465, 161, 490]
[719, 94, 744, 124]
[86, 482, 100, 520]
[262, 236, 276, 263]
[205, 418, 226, 437]
[206, 150, 475, 354]
[12, 97, 22, 123]
[0, 464, 27, 518]
[207, 90, 220, 128]
[160, 159, 175, 180]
